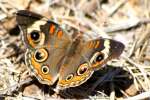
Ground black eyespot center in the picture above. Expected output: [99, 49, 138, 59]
[66, 74, 73, 81]
[42, 66, 49, 74]
[30, 30, 40, 42]
[77, 63, 88, 75]
[35, 51, 43, 60]
[34, 48, 48, 62]
[79, 66, 88, 75]
[96, 53, 104, 62]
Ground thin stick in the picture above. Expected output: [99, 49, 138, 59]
[124, 91, 150, 100]
[103, 18, 150, 33]
[108, 0, 128, 17]
[0, 78, 32, 95]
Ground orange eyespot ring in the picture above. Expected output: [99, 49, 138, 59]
[41, 65, 49, 74]
[34, 48, 48, 62]
[90, 52, 105, 65]
[66, 74, 74, 81]
[77, 63, 88, 75]
[30, 30, 41, 43]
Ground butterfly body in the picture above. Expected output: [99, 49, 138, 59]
[16, 10, 125, 90]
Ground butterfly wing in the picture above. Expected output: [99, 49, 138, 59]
[16, 10, 71, 85]
[16, 10, 124, 89]
[57, 37, 124, 89]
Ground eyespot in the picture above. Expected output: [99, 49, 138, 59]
[34, 48, 48, 62]
[90, 52, 105, 65]
[66, 74, 74, 81]
[30, 30, 41, 42]
[77, 63, 88, 75]
[95, 52, 104, 63]
[41, 65, 49, 74]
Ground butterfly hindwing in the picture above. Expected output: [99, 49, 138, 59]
[57, 37, 124, 89]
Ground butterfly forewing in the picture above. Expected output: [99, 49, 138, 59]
[16, 10, 71, 85]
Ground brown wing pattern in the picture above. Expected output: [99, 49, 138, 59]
[57, 37, 124, 89]
[16, 10, 71, 85]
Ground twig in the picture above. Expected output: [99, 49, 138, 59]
[103, 0, 128, 17]
[128, 40, 137, 57]
[136, 26, 150, 50]
[124, 91, 150, 100]
[122, 55, 150, 90]
[102, 18, 150, 33]
[110, 82, 115, 100]
[0, 78, 32, 95]
[89, 68, 122, 92]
